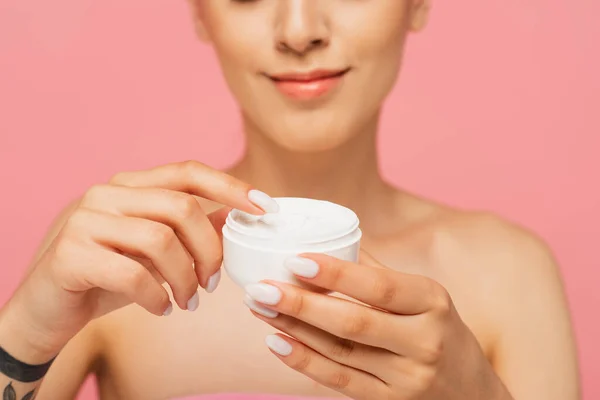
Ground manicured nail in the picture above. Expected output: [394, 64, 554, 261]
[245, 283, 282, 305]
[265, 335, 293, 356]
[206, 270, 221, 293]
[244, 294, 279, 318]
[187, 292, 200, 311]
[285, 256, 320, 278]
[248, 190, 280, 214]
[163, 302, 173, 316]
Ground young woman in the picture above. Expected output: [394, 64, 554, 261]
[0, 1, 580, 399]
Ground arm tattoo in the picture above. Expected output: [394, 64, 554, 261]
[3, 382, 36, 400]
[0, 347, 55, 383]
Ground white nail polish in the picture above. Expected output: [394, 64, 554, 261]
[206, 270, 221, 293]
[187, 292, 200, 311]
[285, 256, 320, 278]
[245, 283, 282, 305]
[244, 294, 279, 318]
[163, 302, 173, 316]
[265, 334, 293, 356]
[248, 190, 280, 214]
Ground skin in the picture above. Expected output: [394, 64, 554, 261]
[0, 1, 580, 399]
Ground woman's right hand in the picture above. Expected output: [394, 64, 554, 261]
[0, 160, 278, 363]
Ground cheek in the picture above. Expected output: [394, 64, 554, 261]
[205, 11, 268, 82]
[342, 16, 409, 111]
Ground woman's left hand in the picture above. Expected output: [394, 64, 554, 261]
[244, 251, 513, 400]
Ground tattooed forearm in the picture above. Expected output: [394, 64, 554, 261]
[3, 382, 37, 400]
[0, 345, 53, 400]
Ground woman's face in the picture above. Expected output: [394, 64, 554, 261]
[189, 0, 430, 152]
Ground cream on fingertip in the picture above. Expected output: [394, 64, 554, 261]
[248, 190, 280, 214]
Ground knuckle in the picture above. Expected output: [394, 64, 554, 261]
[419, 333, 445, 365]
[426, 278, 453, 315]
[290, 351, 311, 371]
[124, 266, 149, 292]
[328, 261, 344, 286]
[289, 294, 306, 317]
[410, 365, 436, 393]
[172, 193, 200, 220]
[144, 223, 176, 251]
[372, 273, 397, 306]
[428, 279, 452, 315]
[51, 234, 80, 265]
[179, 160, 204, 176]
[63, 209, 90, 233]
[327, 371, 352, 390]
[341, 312, 371, 339]
[81, 184, 107, 205]
[329, 337, 356, 359]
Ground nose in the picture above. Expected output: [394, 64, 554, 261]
[275, 0, 330, 56]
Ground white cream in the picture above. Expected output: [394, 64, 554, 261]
[222, 197, 361, 289]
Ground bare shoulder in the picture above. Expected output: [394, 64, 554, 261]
[384, 197, 580, 398]
[385, 193, 561, 282]
[432, 208, 558, 272]
[392, 203, 569, 320]
[434, 208, 568, 313]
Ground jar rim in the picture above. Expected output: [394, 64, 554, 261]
[225, 197, 360, 245]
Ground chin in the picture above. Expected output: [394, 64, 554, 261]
[267, 127, 355, 153]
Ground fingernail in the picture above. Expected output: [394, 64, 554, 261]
[245, 283, 282, 305]
[187, 292, 200, 311]
[248, 190, 280, 214]
[163, 302, 173, 316]
[206, 270, 221, 293]
[244, 294, 279, 318]
[265, 334, 293, 356]
[285, 256, 320, 278]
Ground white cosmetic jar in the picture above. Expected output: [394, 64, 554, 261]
[222, 197, 362, 289]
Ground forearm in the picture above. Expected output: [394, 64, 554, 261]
[1, 367, 44, 400]
[0, 303, 57, 400]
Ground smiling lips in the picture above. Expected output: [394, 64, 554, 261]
[268, 68, 350, 100]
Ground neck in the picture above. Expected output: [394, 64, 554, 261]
[228, 116, 398, 234]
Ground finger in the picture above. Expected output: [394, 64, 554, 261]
[81, 185, 224, 287]
[196, 206, 231, 291]
[245, 282, 399, 352]
[108, 160, 278, 214]
[251, 311, 396, 383]
[67, 208, 198, 311]
[78, 248, 172, 316]
[248, 282, 451, 361]
[264, 334, 390, 400]
[287, 253, 444, 314]
[206, 206, 231, 243]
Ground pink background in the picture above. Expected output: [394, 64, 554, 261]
[1, 0, 598, 399]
